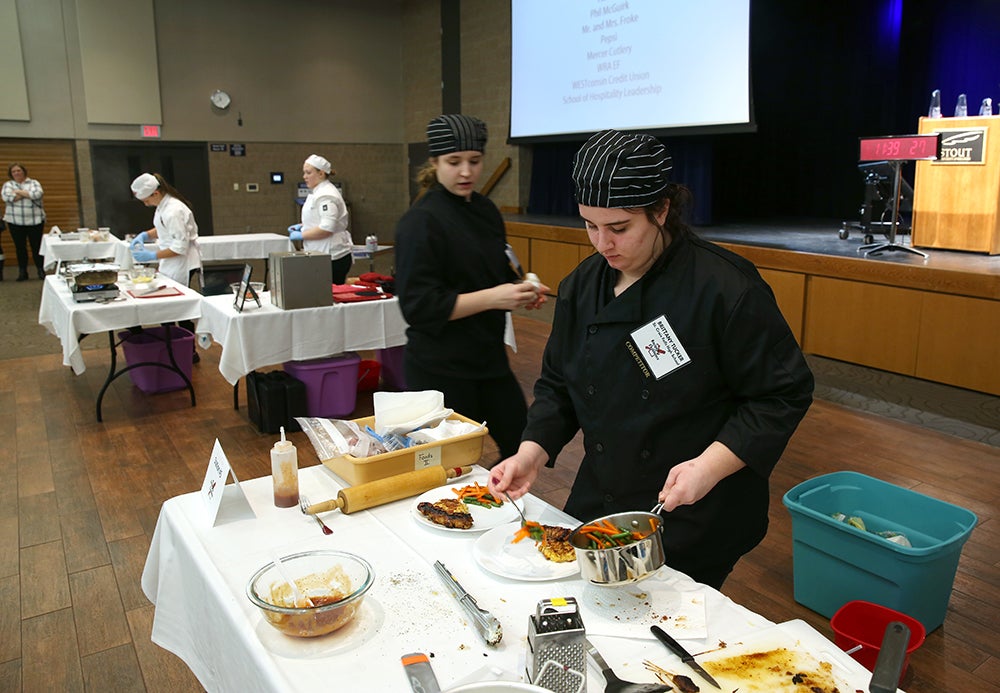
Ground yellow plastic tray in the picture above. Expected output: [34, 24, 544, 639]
[320, 413, 488, 486]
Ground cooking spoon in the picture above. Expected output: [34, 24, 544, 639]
[587, 640, 673, 693]
[270, 551, 313, 608]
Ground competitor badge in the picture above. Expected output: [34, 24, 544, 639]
[629, 315, 690, 379]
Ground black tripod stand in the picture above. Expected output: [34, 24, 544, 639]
[857, 160, 927, 258]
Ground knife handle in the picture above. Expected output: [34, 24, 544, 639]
[869, 622, 910, 693]
[650, 625, 690, 662]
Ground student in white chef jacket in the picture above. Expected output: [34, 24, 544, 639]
[128, 173, 202, 286]
[288, 154, 352, 283]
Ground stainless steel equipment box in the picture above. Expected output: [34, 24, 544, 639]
[526, 597, 586, 693]
[268, 251, 332, 310]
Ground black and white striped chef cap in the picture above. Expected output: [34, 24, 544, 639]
[572, 130, 673, 208]
[426, 114, 488, 155]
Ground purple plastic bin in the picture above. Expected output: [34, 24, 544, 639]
[376, 346, 407, 391]
[283, 353, 361, 417]
[118, 327, 194, 394]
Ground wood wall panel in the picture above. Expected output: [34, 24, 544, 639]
[916, 293, 1000, 395]
[803, 277, 923, 376]
[531, 239, 585, 291]
[1, 139, 80, 260]
[507, 235, 530, 276]
[759, 269, 806, 344]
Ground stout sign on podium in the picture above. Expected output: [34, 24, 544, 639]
[913, 115, 1000, 254]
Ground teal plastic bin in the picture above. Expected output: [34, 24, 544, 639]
[782, 471, 976, 632]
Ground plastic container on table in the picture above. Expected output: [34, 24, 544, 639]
[831, 600, 926, 685]
[283, 353, 361, 418]
[119, 327, 194, 394]
[782, 471, 977, 632]
[320, 413, 487, 486]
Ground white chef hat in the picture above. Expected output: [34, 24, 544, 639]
[130, 173, 160, 200]
[305, 154, 332, 174]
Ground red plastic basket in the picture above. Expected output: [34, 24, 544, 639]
[831, 600, 926, 684]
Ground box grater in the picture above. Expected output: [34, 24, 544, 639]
[526, 597, 586, 693]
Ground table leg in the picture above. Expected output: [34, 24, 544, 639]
[94, 326, 197, 422]
[95, 330, 119, 422]
[162, 324, 197, 409]
[233, 379, 240, 411]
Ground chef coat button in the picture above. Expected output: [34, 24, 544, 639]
[640, 449, 651, 460]
[641, 389, 649, 400]
[588, 325, 598, 335]
[595, 442, 604, 453]
[587, 385, 595, 396]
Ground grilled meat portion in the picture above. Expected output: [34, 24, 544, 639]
[538, 525, 576, 563]
[418, 498, 473, 530]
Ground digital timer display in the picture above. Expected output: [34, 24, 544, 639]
[859, 134, 940, 162]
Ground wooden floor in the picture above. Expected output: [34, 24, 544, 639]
[2, 315, 998, 692]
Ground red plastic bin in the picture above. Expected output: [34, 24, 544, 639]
[831, 600, 926, 685]
[118, 327, 194, 394]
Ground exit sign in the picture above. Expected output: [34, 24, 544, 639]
[141, 125, 161, 138]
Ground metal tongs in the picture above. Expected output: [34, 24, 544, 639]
[433, 560, 503, 646]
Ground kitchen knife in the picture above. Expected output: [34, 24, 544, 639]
[434, 560, 503, 646]
[650, 624, 721, 689]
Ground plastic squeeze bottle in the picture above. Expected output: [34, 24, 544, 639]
[271, 426, 299, 508]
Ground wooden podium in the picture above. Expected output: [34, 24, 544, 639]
[912, 115, 1000, 254]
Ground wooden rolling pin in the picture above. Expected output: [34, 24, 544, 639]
[304, 465, 473, 515]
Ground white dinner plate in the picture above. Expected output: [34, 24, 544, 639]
[473, 521, 579, 581]
[411, 484, 523, 533]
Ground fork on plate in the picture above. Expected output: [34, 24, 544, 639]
[299, 494, 333, 535]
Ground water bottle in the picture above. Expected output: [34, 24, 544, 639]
[928, 89, 942, 118]
[365, 234, 378, 254]
[954, 94, 968, 117]
[980, 98, 993, 116]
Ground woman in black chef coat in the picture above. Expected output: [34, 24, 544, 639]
[394, 114, 549, 462]
[488, 130, 814, 588]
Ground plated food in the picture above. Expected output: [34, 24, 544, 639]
[473, 522, 579, 581]
[513, 521, 575, 563]
[411, 483, 522, 533]
[417, 498, 473, 529]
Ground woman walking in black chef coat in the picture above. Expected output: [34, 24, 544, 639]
[488, 130, 814, 588]
[394, 115, 549, 463]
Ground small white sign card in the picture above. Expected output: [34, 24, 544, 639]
[200, 439, 256, 525]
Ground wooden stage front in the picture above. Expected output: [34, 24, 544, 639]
[504, 215, 1000, 396]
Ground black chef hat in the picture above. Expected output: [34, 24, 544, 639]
[572, 130, 673, 208]
[426, 114, 488, 155]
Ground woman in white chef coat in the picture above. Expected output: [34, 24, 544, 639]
[289, 154, 352, 284]
[129, 173, 202, 286]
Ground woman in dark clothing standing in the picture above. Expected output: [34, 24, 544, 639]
[394, 114, 549, 463]
[488, 130, 814, 588]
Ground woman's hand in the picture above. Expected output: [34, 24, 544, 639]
[657, 442, 746, 511]
[451, 282, 542, 319]
[488, 441, 549, 500]
[522, 280, 551, 310]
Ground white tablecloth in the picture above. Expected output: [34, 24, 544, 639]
[198, 233, 294, 262]
[39, 234, 132, 270]
[195, 293, 408, 385]
[37, 275, 203, 374]
[141, 465, 886, 693]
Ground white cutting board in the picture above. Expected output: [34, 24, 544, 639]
[692, 619, 904, 693]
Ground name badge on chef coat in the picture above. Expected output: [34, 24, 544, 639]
[200, 439, 255, 526]
[629, 315, 690, 380]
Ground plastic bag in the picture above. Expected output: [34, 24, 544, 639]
[295, 417, 385, 460]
